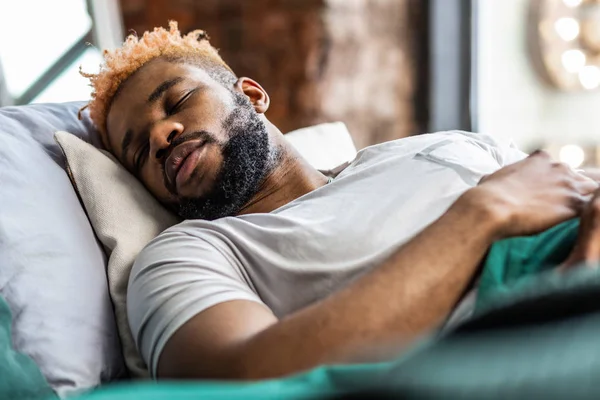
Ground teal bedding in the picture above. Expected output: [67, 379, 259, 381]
[477, 219, 579, 309]
[0, 295, 56, 400]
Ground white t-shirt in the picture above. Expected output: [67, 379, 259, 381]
[127, 130, 526, 375]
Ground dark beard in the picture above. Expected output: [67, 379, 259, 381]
[175, 93, 276, 220]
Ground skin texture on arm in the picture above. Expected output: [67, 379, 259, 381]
[158, 152, 598, 381]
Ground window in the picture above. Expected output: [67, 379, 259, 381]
[0, 0, 123, 105]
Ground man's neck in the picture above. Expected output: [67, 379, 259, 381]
[237, 138, 328, 216]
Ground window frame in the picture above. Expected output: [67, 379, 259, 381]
[0, 0, 123, 106]
[428, 0, 478, 132]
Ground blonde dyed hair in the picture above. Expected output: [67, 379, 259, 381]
[81, 21, 236, 149]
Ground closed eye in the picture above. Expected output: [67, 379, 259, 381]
[167, 88, 196, 116]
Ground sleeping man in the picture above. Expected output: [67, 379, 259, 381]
[82, 22, 600, 380]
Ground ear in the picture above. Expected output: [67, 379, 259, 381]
[234, 77, 270, 114]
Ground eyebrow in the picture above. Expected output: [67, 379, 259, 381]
[147, 77, 184, 104]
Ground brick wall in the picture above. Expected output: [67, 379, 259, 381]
[119, 0, 427, 148]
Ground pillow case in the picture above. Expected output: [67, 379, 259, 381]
[54, 122, 356, 377]
[283, 122, 357, 171]
[0, 103, 125, 397]
[55, 131, 179, 377]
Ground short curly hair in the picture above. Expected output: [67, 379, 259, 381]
[81, 21, 237, 149]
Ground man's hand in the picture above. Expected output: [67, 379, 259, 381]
[475, 151, 598, 239]
[561, 189, 600, 270]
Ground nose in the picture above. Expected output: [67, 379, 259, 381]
[148, 120, 184, 161]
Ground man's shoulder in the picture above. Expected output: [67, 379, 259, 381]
[134, 219, 235, 268]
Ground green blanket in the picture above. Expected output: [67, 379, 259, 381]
[477, 219, 580, 310]
[0, 295, 56, 400]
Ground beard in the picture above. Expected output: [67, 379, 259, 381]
[172, 92, 278, 220]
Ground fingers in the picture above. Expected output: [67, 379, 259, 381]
[589, 187, 600, 203]
[550, 160, 594, 183]
[580, 192, 600, 260]
[571, 169, 593, 181]
[561, 188, 600, 272]
[585, 189, 600, 224]
[590, 192, 600, 215]
[575, 195, 600, 265]
[548, 161, 600, 196]
[559, 186, 592, 217]
[520, 151, 598, 205]
[561, 164, 595, 183]
[574, 178, 600, 197]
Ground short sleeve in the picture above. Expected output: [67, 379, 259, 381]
[127, 227, 265, 377]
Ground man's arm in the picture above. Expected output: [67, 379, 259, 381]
[158, 152, 597, 381]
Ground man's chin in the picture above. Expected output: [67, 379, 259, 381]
[174, 180, 214, 202]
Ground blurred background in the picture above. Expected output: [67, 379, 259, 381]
[1, 0, 599, 166]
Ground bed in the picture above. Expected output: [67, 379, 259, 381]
[2, 102, 600, 400]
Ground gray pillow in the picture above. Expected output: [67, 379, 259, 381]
[0, 102, 125, 397]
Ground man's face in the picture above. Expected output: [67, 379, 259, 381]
[106, 59, 274, 220]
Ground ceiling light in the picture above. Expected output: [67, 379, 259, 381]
[559, 145, 585, 168]
[555, 17, 581, 41]
[563, 0, 583, 8]
[579, 65, 600, 89]
[531, 0, 600, 91]
[561, 49, 586, 73]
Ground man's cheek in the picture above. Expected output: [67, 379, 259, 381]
[142, 170, 172, 202]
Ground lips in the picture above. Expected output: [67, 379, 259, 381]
[165, 139, 204, 188]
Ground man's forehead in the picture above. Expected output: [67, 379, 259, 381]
[128, 60, 213, 85]
[112, 60, 212, 109]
